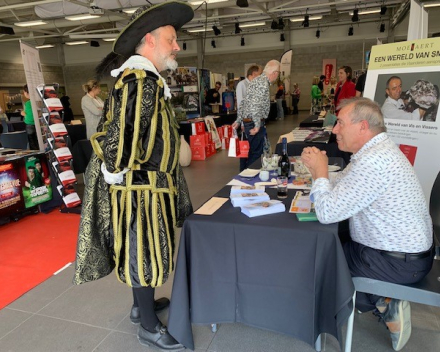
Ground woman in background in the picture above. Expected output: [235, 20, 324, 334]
[291, 83, 300, 114]
[81, 80, 104, 139]
[334, 66, 356, 114]
[21, 84, 39, 150]
[311, 76, 322, 114]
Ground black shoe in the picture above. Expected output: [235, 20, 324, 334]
[130, 298, 170, 324]
[138, 322, 184, 351]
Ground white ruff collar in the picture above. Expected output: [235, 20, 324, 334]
[111, 55, 171, 99]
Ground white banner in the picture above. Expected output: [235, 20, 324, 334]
[364, 38, 440, 201]
[20, 41, 45, 151]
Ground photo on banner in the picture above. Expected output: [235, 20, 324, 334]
[364, 37, 440, 200]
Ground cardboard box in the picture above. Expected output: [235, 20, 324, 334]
[191, 146, 206, 160]
[190, 134, 206, 148]
[191, 121, 205, 135]
[217, 127, 224, 140]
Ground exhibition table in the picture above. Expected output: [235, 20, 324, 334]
[299, 115, 324, 128]
[275, 141, 352, 165]
[167, 186, 354, 350]
[71, 139, 93, 174]
[65, 124, 86, 148]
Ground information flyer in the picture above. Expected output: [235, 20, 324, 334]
[364, 38, 440, 200]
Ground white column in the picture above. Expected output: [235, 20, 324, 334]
[407, 0, 428, 40]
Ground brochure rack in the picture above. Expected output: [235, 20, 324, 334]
[36, 84, 81, 212]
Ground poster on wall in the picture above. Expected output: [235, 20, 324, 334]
[363, 37, 440, 200]
[20, 154, 52, 208]
[0, 160, 25, 218]
[280, 50, 292, 92]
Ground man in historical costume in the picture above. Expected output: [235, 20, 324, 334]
[232, 60, 281, 171]
[301, 97, 433, 351]
[73, 2, 193, 351]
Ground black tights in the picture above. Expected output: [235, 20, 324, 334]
[132, 286, 160, 331]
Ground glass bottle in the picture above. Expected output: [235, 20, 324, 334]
[278, 137, 291, 178]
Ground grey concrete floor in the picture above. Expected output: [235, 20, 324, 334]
[1, 112, 439, 352]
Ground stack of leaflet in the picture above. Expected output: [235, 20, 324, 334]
[230, 188, 269, 207]
[241, 200, 285, 218]
[229, 185, 286, 217]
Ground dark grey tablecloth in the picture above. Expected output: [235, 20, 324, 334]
[275, 142, 352, 165]
[299, 115, 323, 128]
[168, 186, 354, 350]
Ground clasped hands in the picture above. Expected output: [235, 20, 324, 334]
[301, 147, 328, 180]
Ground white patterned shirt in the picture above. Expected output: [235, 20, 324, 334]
[235, 73, 270, 129]
[381, 97, 420, 120]
[310, 133, 432, 252]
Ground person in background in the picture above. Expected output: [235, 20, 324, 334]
[81, 80, 104, 139]
[227, 79, 235, 92]
[291, 83, 301, 115]
[232, 60, 280, 171]
[318, 74, 326, 92]
[301, 97, 433, 352]
[355, 70, 367, 97]
[205, 81, 221, 113]
[334, 66, 356, 114]
[275, 84, 284, 120]
[60, 95, 74, 123]
[73, 2, 193, 350]
[311, 76, 322, 114]
[21, 84, 39, 150]
[236, 65, 262, 111]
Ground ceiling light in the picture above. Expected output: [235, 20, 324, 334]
[123, 7, 138, 14]
[240, 22, 265, 28]
[212, 25, 221, 35]
[352, 9, 359, 22]
[103, 38, 116, 42]
[278, 18, 285, 30]
[316, 29, 321, 38]
[348, 26, 354, 36]
[183, 42, 187, 51]
[240, 36, 245, 46]
[14, 20, 47, 27]
[280, 33, 285, 42]
[189, 0, 228, 5]
[65, 14, 101, 21]
[36, 44, 54, 49]
[302, 15, 310, 27]
[211, 40, 216, 48]
[65, 41, 88, 46]
[424, 1, 440, 8]
[380, 23, 386, 32]
[235, 22, 242, 34]
[380, 6, 387, 15]
[349, 9, 381, 16]
[290, 15, 322, 23]
[271, 19, 278, 30]
[187, 27, 212, 33]
[236, 0, 249, 7]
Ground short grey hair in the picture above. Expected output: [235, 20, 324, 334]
[135, 27, 162, 54]
[263, 60, 280, 75]
[338, 97, 386, 134]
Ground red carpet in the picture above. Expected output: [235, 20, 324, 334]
[0, 211, 80, 310]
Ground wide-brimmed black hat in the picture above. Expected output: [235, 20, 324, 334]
[113, 1, 194, 58]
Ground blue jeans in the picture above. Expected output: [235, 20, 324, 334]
[241, 121, 265, 170]
[276, 99, 284, 119]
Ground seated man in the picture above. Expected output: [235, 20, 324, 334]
[301, 97, 433, 351]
